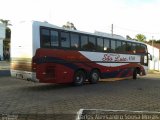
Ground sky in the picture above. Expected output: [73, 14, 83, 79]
[0, 0, 160, 40]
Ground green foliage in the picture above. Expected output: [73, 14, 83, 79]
[0, 19, 12, 26]
[126, 35, 133, 40]
[147, 39, 160, 44]
[135, 34, 146, 42]
[62, 21, 77, 30]
[6, 27, 11, 38]
[156, 40, 160, 43]
[0, 19, 11, 39]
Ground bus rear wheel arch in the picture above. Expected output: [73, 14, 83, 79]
[133, 67, 140, 79]
[133, 67, 143, 79]
[88, 69, 100, 84]
[73, 70, 86, 86]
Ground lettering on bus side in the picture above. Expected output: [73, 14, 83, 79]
[114, 54, 128, 62]
[102, 54, 113, 62]
[129, 56, 135, 61]
[102, 53, 137, 62]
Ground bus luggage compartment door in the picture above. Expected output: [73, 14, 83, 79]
[36, 64, 56, 83]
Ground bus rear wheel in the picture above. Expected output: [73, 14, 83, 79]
[133, 68, 137, 79]
[73, 70, 86, 86]
[89, 70, 100, 84]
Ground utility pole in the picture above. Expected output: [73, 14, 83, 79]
[152, 36, 155, 70]
[152, 36, 154, 47]
[111, 24, 113, 37]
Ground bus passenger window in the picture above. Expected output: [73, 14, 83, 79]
[135, 44, 141, 53]
[88, 36, 96, 51]
[132, 43, 136, 53]
[141, 44, 147, 53]
[60, 32, 70, 48]
[97, 38, 103, 51]
[51, 30, 59, 47]
[110, 40, 116, 52]
[71, 33, 79, 49]
[104, 38, 110, 52]
[41, 29, 50, 48]
[126, 42, 132, 53]
[116, 41, 122, 52]
[81, 35, 88, 50]
[121, 42, 126, 52]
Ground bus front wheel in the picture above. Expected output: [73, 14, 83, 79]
[73, 70, 86, 86]
[89, 70, 100, 84]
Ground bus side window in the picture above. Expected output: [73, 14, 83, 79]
[104, 38, 110, 52]
[141, 44, 147, 53]
[60, 32, 70, 48]
[40, 28, 50, 48]
[110, 40, 116, 52]
[126, 42, 132, 53]
[71, 33, 79, 49]
[116, 41, 122, 53]
[81, 35, 88, 50]
[132, 43, 136, 53]
[135, 44, 141, 53]
[97, 37, 103, 51]
[121, 42, 126, 53]
[88, 36, 96, 51]
[51, 30, 59, 47]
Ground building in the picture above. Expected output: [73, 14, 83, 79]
[0, 23, 5, 60]
[147, 44, 160, 71]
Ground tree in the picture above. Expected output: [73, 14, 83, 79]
[135, 34, 146, 42]
[5, 27, 11, 38]
[0, 19, 11, 38]
[150, 39, 160, 44]
[156, 40, 160, 43]
[126, 35, 133, 40]
[62, 21, 77, 30]
[0, 19, 12, 26]
[0, 19, 11, 60]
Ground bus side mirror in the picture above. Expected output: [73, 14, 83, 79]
[148, 53, 152, 61]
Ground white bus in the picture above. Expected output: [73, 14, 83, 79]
[11, 21, 150, 85]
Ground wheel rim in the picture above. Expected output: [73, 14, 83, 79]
[92, 72, 99, 80]
[75, 74, 83, 83]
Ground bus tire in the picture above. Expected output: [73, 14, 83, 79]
[73, 70, 86, 86]
[133, 68, 137, 79]
[89, 69, 100, 84]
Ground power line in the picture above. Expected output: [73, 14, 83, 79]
[114, 25, 160, 35]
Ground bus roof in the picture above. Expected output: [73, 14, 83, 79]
[26, 20, 146, 45]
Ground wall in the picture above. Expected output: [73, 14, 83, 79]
[147, 44, 160, 71]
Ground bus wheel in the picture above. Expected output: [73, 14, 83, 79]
[89, 70, 100, 84]
[73, 70, 86, 86]
[133, 68, 137, 79]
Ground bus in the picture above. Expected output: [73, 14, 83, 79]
[11, 21, 150, 85]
